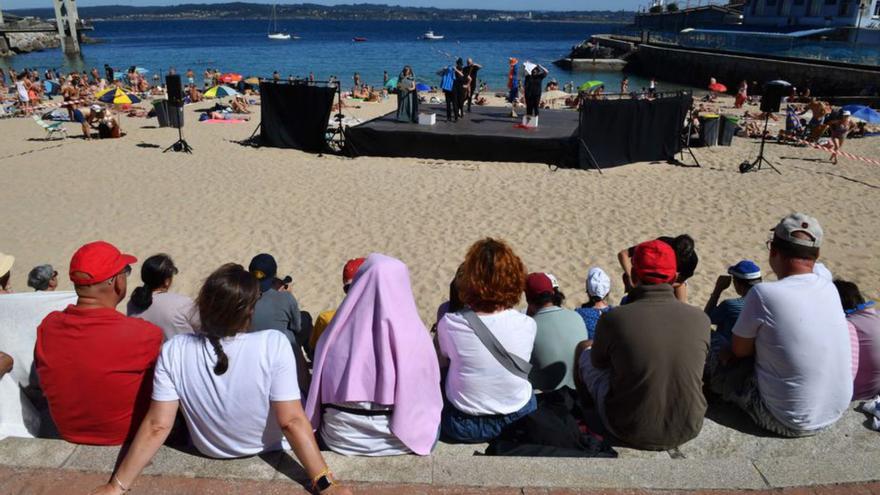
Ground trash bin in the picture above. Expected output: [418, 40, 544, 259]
[718, 115, 739, 146]
[699, 113, 720, 147]
[153, 100, 169, 128]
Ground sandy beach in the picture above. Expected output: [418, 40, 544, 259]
[1, 92, 878, 322]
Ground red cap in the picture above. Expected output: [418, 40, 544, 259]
[525, 272, 555, 300]
[632, 240, 677, 285]
[69, 241, 137, 285]
[342, 257, 366, 285]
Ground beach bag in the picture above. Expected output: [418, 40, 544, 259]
[460, 309, 531, 380]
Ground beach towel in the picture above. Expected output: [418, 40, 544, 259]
[0, 291, 76, 439]
[202, 119, 247, 124]
[305, 254, 442, 455]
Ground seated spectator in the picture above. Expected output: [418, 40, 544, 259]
[526, 272, 588, 393]
[707, 214, 852, 437]
[306, 254, 442, 456]
[27, 264, 59, 291]
[834, 279, 880, 400]
[0, 252, 14, 294]
[575, 267, 613, 340]
[90, 264, 351, 495]
[249, 253, 302, 345]
[309, 257, 366, 356]
[437, 238, 536, 443]
[703, 260, 762, 351]
[127, 254, 196, 340]
[618, 234, 698, 302]
[577, 240, 710, 450]
[35, 241, 162, 445]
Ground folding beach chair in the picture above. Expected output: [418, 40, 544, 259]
[32, 115, 68, 140]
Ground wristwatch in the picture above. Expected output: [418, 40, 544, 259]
[312, 472, 336, 492]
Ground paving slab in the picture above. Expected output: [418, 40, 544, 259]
[0, 436, 75, 469]
[141, 445, 210, 478]
[290, 452, 434, 484]
[196, 450, 284, 480]
[755, 455, 880, 488]
[62, 444, 124, 472]
[433, 457, 769, 490]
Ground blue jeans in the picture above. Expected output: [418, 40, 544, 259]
[440, 395, 537, 444]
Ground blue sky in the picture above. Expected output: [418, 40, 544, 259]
[5, 0, 642, 12]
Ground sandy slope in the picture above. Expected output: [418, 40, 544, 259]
[1, 92, 877, 323]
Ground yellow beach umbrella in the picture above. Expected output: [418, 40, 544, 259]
[204, 85, 240, 99]
[95, 87, 141, 105]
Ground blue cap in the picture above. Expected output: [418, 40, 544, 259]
[248, 253, 277, 292]
[728, 260, 762, 280]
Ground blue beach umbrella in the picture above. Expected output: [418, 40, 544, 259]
[841, 105, 880, 124]
[415, 83, 431, 92]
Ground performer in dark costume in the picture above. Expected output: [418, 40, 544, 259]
[463, 58, 482, 113]
[523, 63, 549, 119]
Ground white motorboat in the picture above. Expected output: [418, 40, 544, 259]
[420, 30, 444, 40]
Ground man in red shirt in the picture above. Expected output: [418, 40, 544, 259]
[35, 241, 162, 445]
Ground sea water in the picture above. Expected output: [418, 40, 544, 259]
[1, 19, 689, 93]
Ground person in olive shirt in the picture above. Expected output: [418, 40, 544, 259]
[576, 240, 710, 450]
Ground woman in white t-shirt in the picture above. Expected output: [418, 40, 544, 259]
[90, 264, 350, 495]
[127, 253, 197, 340]
[437, 238, 537, 443]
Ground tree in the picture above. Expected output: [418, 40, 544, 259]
[666, 2, 680, 11]
[649, 4, 664, 13]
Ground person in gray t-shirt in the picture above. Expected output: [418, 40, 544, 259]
[248, 253, 302, 344]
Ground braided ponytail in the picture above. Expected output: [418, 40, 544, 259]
[195, 263, 260, 377]
[130, 254, 179, 312]
[207, 335, 229, 375]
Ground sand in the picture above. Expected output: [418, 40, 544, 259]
[1, 91, 878, 323]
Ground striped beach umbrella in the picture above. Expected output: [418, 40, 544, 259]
[95, 87, 142, 105]
[204, 85, 240, 99]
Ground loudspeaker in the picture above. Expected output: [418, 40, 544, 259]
[761, 81, 790, 113]
[168, 105, 184, 129]
[166, 74, 184, 108]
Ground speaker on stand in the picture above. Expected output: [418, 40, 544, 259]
[163, 73, 193, 154]
[741, 80, 790, 174]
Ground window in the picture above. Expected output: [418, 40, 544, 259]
[874, 0, 880, 17]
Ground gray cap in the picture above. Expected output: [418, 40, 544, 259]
[772, 213, 823, 248]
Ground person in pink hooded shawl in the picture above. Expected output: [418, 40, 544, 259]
[305, 253, 442, 456]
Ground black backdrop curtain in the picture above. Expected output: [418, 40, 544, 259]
[260, 82, 336, 152]
[578, 94, 692, 168]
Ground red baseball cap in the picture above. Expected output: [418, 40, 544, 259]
[525, 272, 555, 300]
[632, 240, 677, 285]
[69, 241, 137, 285]
[342, 257, 366, 285]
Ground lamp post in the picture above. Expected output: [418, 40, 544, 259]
[854, 0, 866, 43]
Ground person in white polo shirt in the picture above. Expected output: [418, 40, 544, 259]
[708, 213, 852, 437]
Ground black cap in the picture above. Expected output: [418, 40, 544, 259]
[248, 253, 277, 292]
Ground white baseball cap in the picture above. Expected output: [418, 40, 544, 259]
[585, 267, 611, 299]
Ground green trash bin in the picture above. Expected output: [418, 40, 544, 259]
[718, 115, 739, 146]
[153, 100, 169, 128]
[698, 113, 720, 147]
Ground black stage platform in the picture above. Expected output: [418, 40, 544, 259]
[344, 105, 581, 168]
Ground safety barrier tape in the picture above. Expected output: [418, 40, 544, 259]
[782, 132, 880, 166]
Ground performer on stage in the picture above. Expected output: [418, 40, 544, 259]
[523, 63, 548, 119]
[396, 66, 418, 123]
[453, 58, 468, 119]
[507, 58, 520, 118]
[438, 63, 462, 123]
[463, 58, 482, 113]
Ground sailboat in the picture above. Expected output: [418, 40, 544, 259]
[267, 5, 292, 40]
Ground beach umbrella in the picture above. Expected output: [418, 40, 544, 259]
[578, 80, 604, 92]
[219, 73, 243, 84]
[415, 83, 431, 92]
[244, 77, 260, 85]
[204, 85, 240, 99]
[95, 87, 141, 105]
[841, 104, 880, 124]
[709, 82, 727, 93]
[385, 77, 398, 89]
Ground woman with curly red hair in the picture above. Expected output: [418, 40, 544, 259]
[436, 238, 536, 443]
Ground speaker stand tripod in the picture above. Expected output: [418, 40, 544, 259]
[747, 114, 780, 174]
[678, 108, 701, 167]
[163, 125, 193, 154]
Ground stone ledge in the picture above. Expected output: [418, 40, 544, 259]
[2, 435, 879, 490]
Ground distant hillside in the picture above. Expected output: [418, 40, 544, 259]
[8, 2, 634, 23]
